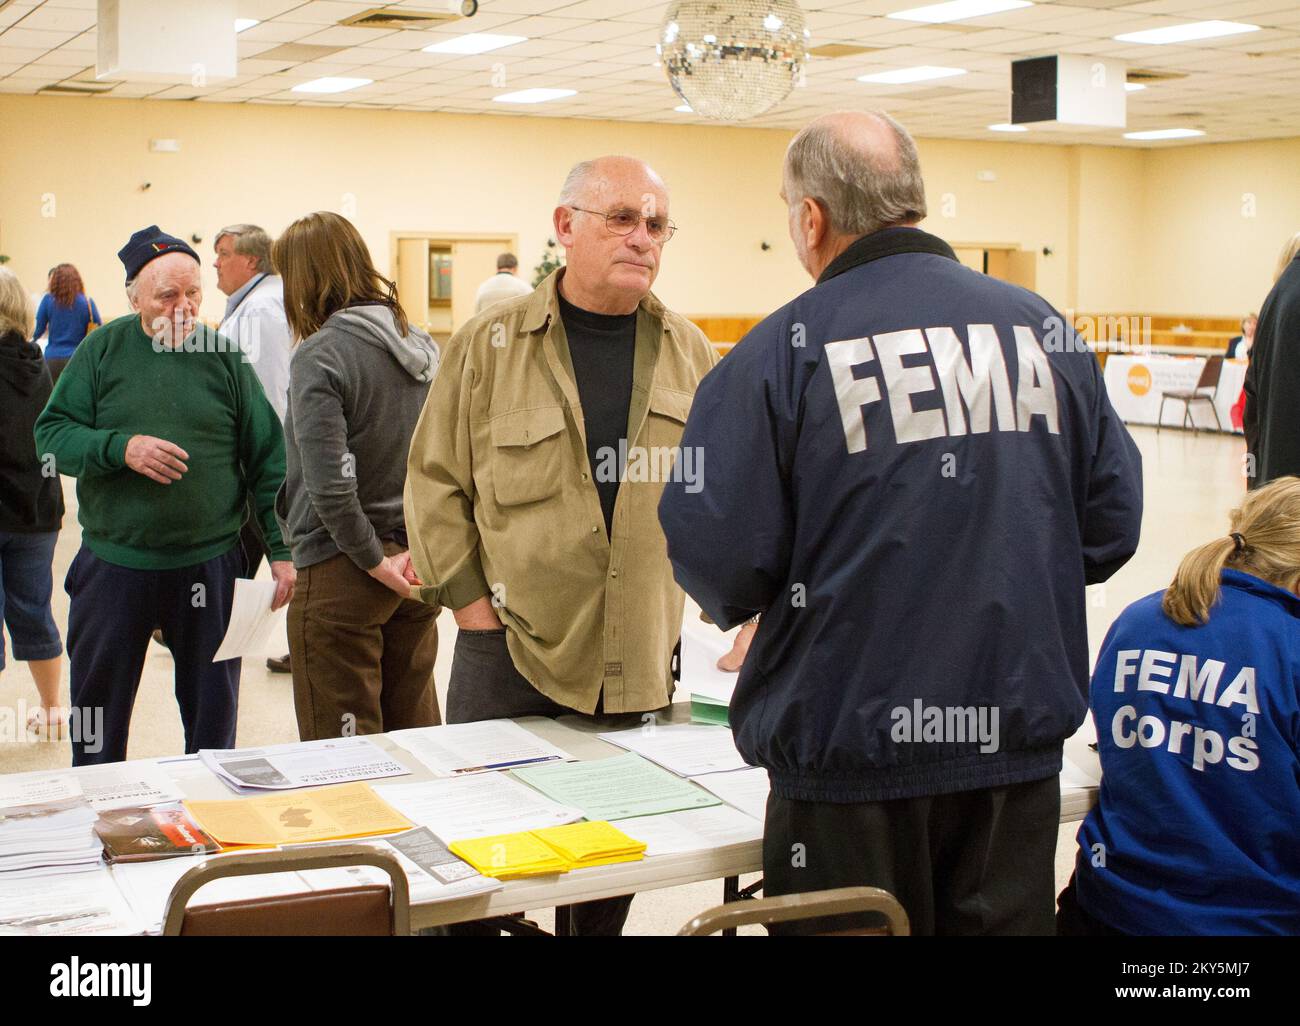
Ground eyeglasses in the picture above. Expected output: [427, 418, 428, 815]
[568, 206, 677, 243]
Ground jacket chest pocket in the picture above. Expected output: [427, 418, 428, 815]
[489, 405, 568, 507]
[645, 387, 693, 452]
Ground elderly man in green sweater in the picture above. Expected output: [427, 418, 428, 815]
[36, 225, 294, 766]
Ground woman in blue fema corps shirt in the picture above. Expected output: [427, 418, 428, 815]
[1059, 476, 1300, 935]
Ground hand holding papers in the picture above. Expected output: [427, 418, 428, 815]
[387, 719, 574, 777]
[213, 579, 285, 662]
[511, 752, 721, 821]
[184, 783, 412, 846]
[597, 724, 748, 777]
[199, 737, 410, 793]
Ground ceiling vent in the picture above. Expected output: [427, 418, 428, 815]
[340, 5, 478, 31]
[41, 81, 117, 94]
[809, 43, 884, 58]
[1126, 69, 1189, 83]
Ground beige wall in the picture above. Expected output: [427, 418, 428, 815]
[1, 94, 1297, 327]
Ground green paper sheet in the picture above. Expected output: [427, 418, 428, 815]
[511, 752, 721, 821]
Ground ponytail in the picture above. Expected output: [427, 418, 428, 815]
[1163, 536, 1237, 626]
[1162, 476, 1300, 627]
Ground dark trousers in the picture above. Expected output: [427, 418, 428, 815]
[287, 544, 440, 741]
[762, 775, 1060, 936]
[45, 357, 70, 387]
[66, 545, 242, 766]
[1055, 870, 1128, 936]
[447, 627, 636, 936]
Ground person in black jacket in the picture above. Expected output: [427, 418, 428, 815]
[659, 111, 1143, 935]
[1244, 231, 1300, 486]
[0, 267, 66, 739]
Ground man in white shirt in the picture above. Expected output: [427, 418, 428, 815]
[214, 224, 292, 421]
[214, 223, 295, 673]
[473, 252, 533, 314]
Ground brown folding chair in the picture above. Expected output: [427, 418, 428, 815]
[1157, 355, 1223, 433]
[161, 843, 410, 936]
[678, 886, 909, 936]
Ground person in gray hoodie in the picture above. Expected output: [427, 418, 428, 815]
[273, 212, 441, 741]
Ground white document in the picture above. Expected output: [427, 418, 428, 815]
[374, 774, 583, 842]
[387, 720, 575, 777]
[681, 612, 742, 704]
[0, 774, 82, 807]
[612, 806, 763, 857]
[110, 853, 309, 935]
[691, 767, 770, 821]
[213, 578, 284, 662]
[77, 761, 183, 811]
[1061, 756, 1101, 791]
[598, 724, 748, 777]
[0, 867, 143, 936]
[199, 736, 410, 791]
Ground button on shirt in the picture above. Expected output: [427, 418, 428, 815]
[404, 269, 717, 714]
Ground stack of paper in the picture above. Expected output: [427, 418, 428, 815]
[199, 737, 410, 795]
[387, 719, 574, 777]
[531, 822, 646, 869]
[511, 752, 721, 821]
[611, 806, 763, 857]
[449, 832, 571, 880]
[0, 777, 102, 879]
[374, 774, 583, 841]
[681, 614, 741, 724]
[0, 867, 142, 935]
[690, 767, 771, 822]
[184, 783, 413, 846]
[449, 821, 646, 880]
[597, 724, 748, 777]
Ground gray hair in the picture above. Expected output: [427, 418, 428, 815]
[558, 160, 599, 207]
[784, 111, 926, 237]
[497, 252, 518, 270]
[216, 223, 274, 273]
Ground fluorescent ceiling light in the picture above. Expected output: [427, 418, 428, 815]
[423, 33, 527, 55]
[235, 18, 259, 32]
[1124, 82, 1146, 92]
[292, 77, 372, 94]
[674, 104, 693, 113]
[1115, 20, 1259, 45]
[1124, 128, 1205, 140]
[858, 66, 967, 84]
[493, 88, 577, 104]
[988, 123, 1027, 132]
[889, 0, 1031, 24]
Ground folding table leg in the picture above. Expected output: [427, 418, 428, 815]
[555, 904, 573, 937]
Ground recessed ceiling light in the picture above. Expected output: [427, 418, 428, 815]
[1124, 82, 1146, 92]
[292, 77, 372, 94]
[423, 33, 528, 55]
[858, 66, 967, 84]
[1115, 20, 1259, 45]
[235, 18, 259, 32]
[1124, 128, 1205, 140]
[493, 88, 577, 104]
[889, 0, 1032, 24]
[988, 123, 1027, 132]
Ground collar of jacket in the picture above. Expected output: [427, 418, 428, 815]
[816, 226, 958, 286]
[1220, 568, 1300, 618]
[519, 267, 667, 334]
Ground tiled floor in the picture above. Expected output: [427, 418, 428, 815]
[0, 424, 1248, 934]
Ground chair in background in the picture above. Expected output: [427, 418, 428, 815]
[1157, 355, 1224, 433]
[678, 886, 909, 936]
[162, 843, 410, 936]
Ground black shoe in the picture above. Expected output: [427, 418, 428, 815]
[266, 653, 291, 673]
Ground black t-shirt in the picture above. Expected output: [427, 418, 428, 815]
[558, 292, 636, 537]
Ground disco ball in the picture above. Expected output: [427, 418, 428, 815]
[659, 0, 810, 122]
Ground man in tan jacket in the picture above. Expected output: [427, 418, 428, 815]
[404, 155, 717, 934]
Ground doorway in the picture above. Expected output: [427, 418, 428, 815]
[951, 243, 1037, 291]
[391, 233, 517, 341]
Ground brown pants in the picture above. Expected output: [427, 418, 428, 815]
[288, 544, 440, 741]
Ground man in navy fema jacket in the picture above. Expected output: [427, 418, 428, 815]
[659, 111, 1143, 935]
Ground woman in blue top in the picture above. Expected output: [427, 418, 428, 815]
[32, 263, 99, 385]
[1059, 476, 1300, 935]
